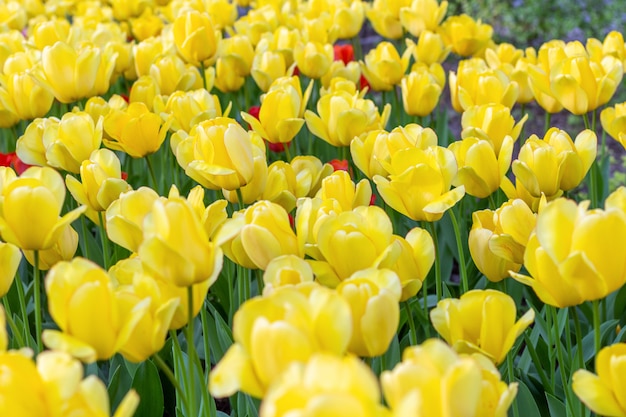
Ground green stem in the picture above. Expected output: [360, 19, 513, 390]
[564, 307, 573, 364]
[546, 305, 556, 390]
[14, 269, 30, 347]
[284, 141, 292, 162]
[572, 307, 586, 417]
[550, 306, 575, 417]
[507, 351, 520, 417]
[33, 250, 42, 353]
[200, 302, 211, 380]
[145, 155, 159, 193]
[2, 297, 25, 347]
[488, 193, 497, 210]
[523, 332, 553, 395]
[592, 299, 601, 358]
[186, 286, 197, 417]
[153, 353, 192, 413]
[427, 221, 442, 302]
[582, 113, 590, 130]
[200, 61, 208, 91]
[80, 216, 91, 260]
[97, 211, 110, 270]
[236, 188, 245, 211]
[404, 301, 417, 345]
[448, 208, 468, 294]
[544, 111, 552, 133]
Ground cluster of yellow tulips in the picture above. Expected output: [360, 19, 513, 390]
[1, 0, 626, 416]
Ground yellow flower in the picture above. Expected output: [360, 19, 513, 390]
[292, 156, 334, 198]
[251, 50, 288, 92]
[399, 0, 448, 38]
[431, 289, 535, 364]
[438, 14, 493, 57]
[573, 343, 626, 417]
[333, 0, 366, 39]
[23, 224, 79, 271]
[374, 146, 465, 222]
[0, 241, 20, 297]
[149, 54, 203, 96]
[130, 7, 164, 41]
[43, 257, 149, 362]
[601, 101, 626, 148]
[461, 103, 528, 154]
[381, 339, 517, 417]
[129, 75, 160, 111]
[154, 88, 224, 133]
[173, 10, 220, 66]
[209, 284, 352, 398]
[449, 135, 514, 198]
[316, 170, 372, 211]
[361, 41, 411, 91]
[512, 128, 597, 198]
[401, 65, 443, 117]
[103, 102, 171, 158]
[511, 197, 626, 307]
[366, 0, 408, 40]
[338, 268, 402, 357]
[407, 30, 450, 65]
[260, 353, 389, 417]
[293, 41, 334, 79]
[0, 167, 85, 251]
[0, 351, 50, 415]
[262, 255, 314, 292]
[469, 199, 536, 282]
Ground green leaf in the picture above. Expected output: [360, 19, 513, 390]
[515, 380, 542, 417]
[545, 393, 566, 417]
[108, 360, 133, 412]
[131, 360, 164, 417]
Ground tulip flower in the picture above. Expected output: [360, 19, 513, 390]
[0, 167, 85, 251]
[262, 255, 314, 292]
[601, 102, 626, 149]
[149, 54, 203, 96]
[469, 199, 536, 282]
[511, 196, 626, 307]
[461, 103, 528, 154]
[401, 65, 443, 117]
[260, 354, 389, 417]
[0, 241, 20, 297]
[374, 146, 465, 222]
[431, 289, 535, 364]
[173, 10, 220, 66]
[251, 50, 288, 92]
[449, 135, 514, 198]
[260, 161, 298, 212]
[337, 268, 402, 357]
[438, 14, 493, 57]
[573, 343, 626, 417]
[23, 224, 78, 271]
[365, 0, 407, 40]
[128, 75, 160, 110]
[399, 0, 448, 38]
[332, 0, 366, 39]
[361, 41, 411, 91]
[406, 30, 451, 65]
[382, 338, 517, 417]
[129, 8, 164, 41]
[209, 284, 352, 398]
[316, 170, 372, 211]
[512, 128, 596, 199]
[154, 88, 224, 134]
[293, 41, 334, 79]
[291, 156, 334, 198]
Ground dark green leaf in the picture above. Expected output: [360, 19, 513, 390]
[131, 360, 164, 417]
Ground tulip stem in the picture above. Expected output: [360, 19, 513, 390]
[550, 306, 575, 417]
[236, 188, 245, 211]
[582, 113, 590, 130]
[33, 250, 42, 353]
[523, 332, 553, 395]
[2, 297, 25, 348]
[200, 302, 211, 380]
[592, 299, 601, 358]
[97, 211, 110, 270]
[186, 285, 197, 417]
[145, 155, 159, 193]
[426, 221, 442, 302]
[404, 301, 418, 346]
[284, 141, 292, 162]
[544, 111, 551, 133]
[506, 351, 520, 417]
[14, 269, 30, 347]
[153, 353, 191, 413]
[448, 209, 468, 294]
[545, 305, 556, 390]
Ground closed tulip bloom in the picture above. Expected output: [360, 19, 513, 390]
[129, 75, 160, 111]
[374, 146, 465, 222]
[260, 353, 389, 417]
[438, 14, 493, 57]
[260, 161, 298, 212]
[461, 103, 528, 154]
[449, 135, 514, 198]
[361, 41, 411, 91]
[601, 102, 626, 147]
[23, 224, 79, 271]
[105, 187, 160, 253]
[401, 66, 443, 117]
[382, 338, 517, 417]
[173, 10, 220, 66]
[366, 0, 408, 40]
[0, 351, 51, 415]
[251, 50, 288, 92]
[130, 8, 164, 41]
[450, 58, 519, 112]
[103, 102, 171, 158]
[512, 128, 596, 199]
[407, 31, 451, 65]
[0, 241, 20, 297]
[43, 258, 148, 362]
[174, 117, 265, 191]
[32, 41, 104, 103]
[209, 284, 353, 398]
[155, 88, 223, 134]
[262, 255, 314, 292]
[0, 167, 85, 251]
[217, 34, 255, 77]
[149, 54, 203, 96]
[573, 343, 626, 417]
[338, 268, 402, 357]
[305, 90, 391, 147]
[469, 199, 536, 282]
[430, 289, 535, 364]
[139, 193, 223, 287]
[316, 170, 372, 211]
[350, 129, 389, 179]
[511, 197, 626, 307]
[220, 145, 268, 205]
[399, 0, 448, 38]
[293, 41, 334, 79]
[291, 156, 334, 198]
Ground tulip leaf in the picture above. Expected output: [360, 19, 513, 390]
[131, 360, 164, 417]
[576, 319, 620, 365]
[108, 359, 133, 413]
[545, 393, 566, 417]
[205, 300, 234, 362]
[612, 284, 626, 322]
[515, 380, 542, 417]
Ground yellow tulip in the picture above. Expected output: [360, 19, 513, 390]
[399, 0, 448, 38]
[512, 128, 597, 199]
[431, 289, 535, 364]
[138, 191, 223, 288]
[155, 88, 224, 134]
[220, 147, 268, 205]
[209, 284, 352, 398]
[43, 257, 148, 362]
[374, 146, 465, 222]
[232, 5, 279, 47]
[0, 351, 51, 415]
[438, 14, 493, 57]
[205, 0, 238, 30]
[381, 338, 517, 417]
[366, 0, 409, 40]
[256, 26, 301, 69]
[133, 36, 166, 78]
[260, 161, 298, 212]
[149, 54, 203, 96]
[316, 170, 372, 211]
[361, 41, 411, 91]
[291, 156, 334, 198]
[0, 241, 20, 297]
[23, 224, 78, 271]
[450, 58, 519, 112]
[333, 0, 366, 39]
[217, 33, 255, 77]
[103, 102, 171, 158]
[511, 197, 626, 307]
[601, 102, 626, 148]
[449, 135, 514, 198]
[401, 65, 443, 117]
[0, 167, 85, 251]
[29, 18, 70, 50]
[174, 117, 265, 191]
[573, 343, 626, 417]
[130, 8, 164, 41]
[260, 353, 389, 417]
[262, 255, 314, 292]
[407, 30, 450, 65]
[173, 10, 220, 66]
[469, 199, 536, 282]
[129, 75, 160, 111]
[251, 50, 288, 92]
[338, 268, 401, 357]
[461, 103, 528, 154]
[293, 41, 334, 79]
[305, 89, 391, 147]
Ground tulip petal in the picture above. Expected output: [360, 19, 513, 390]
[573, 369, 625, 416]
[42, 330, 97, 363]
[210, 343, 264, 399]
